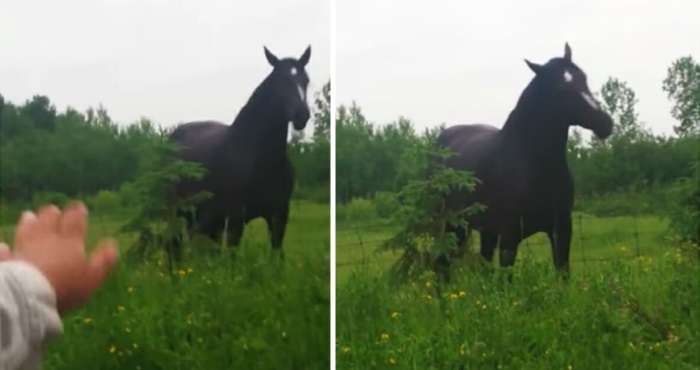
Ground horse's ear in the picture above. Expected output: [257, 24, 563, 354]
[563, 42, 572, 62]
[264, 46, 279, 67]
[524, 59, 543, 74]
[299, 45, 311, 67]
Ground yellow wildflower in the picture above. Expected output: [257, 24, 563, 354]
[117, 305, 125, 313]
[178, 269, 186, 277]
[187, 267, 194, 273]
[380, 333, 389, 341]
[83, 317, 92, 324]
[424, 294, 432, 301]
[458, 291, 466, 298]
[127, 286, 134, 293]
[425, 281, 431, 288]
[342, 346, 351, 354]
[388, 357, 396, 365]
[450, 293, 458, 300]
[109, 345, 116, 354]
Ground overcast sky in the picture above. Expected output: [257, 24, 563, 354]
[337, 0, 699, 136]
[0, 0, 330, 129]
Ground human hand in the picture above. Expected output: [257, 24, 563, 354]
[8, 201, 119, 314]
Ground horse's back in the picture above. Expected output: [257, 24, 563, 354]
[169, 120, 229, 162]
[170, 120, 228, 145]
[437, 123, 500, 171]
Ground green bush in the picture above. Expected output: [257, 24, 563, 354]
[86, 190, 123, 215]
[341, 197, 377, 224]
[666, 160, 700, 244]
[373, 191, 400, 219]
[31, 191, 71, 209]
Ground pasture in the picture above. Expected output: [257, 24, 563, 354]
[335, 213, 700, 369]
[1, 200, 331, 370]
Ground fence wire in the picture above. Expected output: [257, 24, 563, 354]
[336, 212, 665, 268]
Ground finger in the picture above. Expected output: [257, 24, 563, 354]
[0, 243, 12, 261]
[36, 205, 62, 234]
[58, 201, 88, 241]
[14, 211, 38, 251]
[83, 240, 119, 293]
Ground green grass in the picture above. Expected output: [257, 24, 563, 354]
[1, 200, 330, 370]
[335, 213, 700, 369]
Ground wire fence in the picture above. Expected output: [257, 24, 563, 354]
[335, 212, 670, 269]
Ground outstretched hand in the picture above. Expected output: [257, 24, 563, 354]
[0, 202, 119, 314]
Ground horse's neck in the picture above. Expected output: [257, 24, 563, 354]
[498, 104, 570, 171]
[226, 94, 290, 163]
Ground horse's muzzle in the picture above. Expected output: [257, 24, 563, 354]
[292, 109, 310, 130]
[592, 114, 614, 139]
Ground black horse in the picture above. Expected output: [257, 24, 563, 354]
[167, 45, 312, 261]
[436, 43, 613, 277]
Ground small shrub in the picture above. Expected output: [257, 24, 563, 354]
[86, 190, 122, 215]
[379, 139, 484, 283]
[373, 191, 400, 219]
[343, 197, 377, 223]
[31, 191, 70, 209]
[666, 160, 700, 245]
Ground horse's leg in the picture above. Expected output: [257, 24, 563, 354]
[479, 231, 498, 263]
[498, 228, 524, 283]
[167, 208, 193, 266]
[225, 215, 245, 248]
[200, 212, 226, 246]
[265, 203, 289, 259]
[433, 222, 468, 283]
[548, 211, 572, 279]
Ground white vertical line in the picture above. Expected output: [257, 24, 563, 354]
[329, 0, 337, 366]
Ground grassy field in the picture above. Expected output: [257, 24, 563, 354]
[336, 213, 700, 369]
[1, 200, 330, 370]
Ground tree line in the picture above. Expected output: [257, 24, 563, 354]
[0, 80, 331, 219]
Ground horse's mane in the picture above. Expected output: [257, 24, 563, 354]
[230, 72, 277, 128]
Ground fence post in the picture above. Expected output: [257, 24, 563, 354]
[633, 210, 641, 258]
[354, 223, 367, 270]
[578, 213, 586, 270]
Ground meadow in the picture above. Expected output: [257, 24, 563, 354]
[1, 200, 331, 370]
[335, 211, 700, 369]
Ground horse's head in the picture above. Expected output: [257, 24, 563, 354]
[523, 43, 613, 139]
[263, 45, 312, 131]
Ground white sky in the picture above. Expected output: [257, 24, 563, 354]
[0, 0, 330, 129]
[337, 0, 700, 136]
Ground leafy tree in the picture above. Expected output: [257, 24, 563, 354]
[663, 56, 700, 137]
